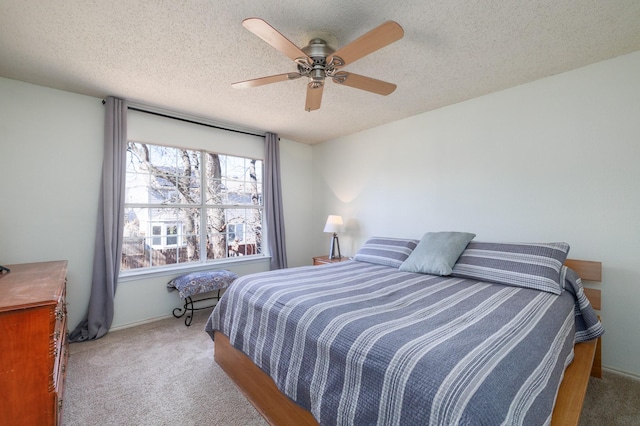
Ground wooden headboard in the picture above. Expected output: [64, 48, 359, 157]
[564, 258, 602, 311]
[564, 258, 602, 379]
[551, 258, 603, 426]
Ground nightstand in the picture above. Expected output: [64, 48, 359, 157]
[312, 255, 350, 265]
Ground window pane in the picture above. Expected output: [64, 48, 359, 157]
[206, 206, 227, 259]
[206, 206, 260, 259]
[148, 238, 177, 268]
[205, 152, 224, 204]
[121, 237, 145, 270]
[152, 225, 162, 245]
[254, 160, 263, 185]
[233, 173, 259, 206]
[204, 154, 263, 206]
[166, 225, 175, 245]
[125, 171, 151, 203]
[224, 207, 262, 257]
[206, 232, 227, 260]
[126, 142, 200, 205]
[149, 172, 179, 204]
[124, 208, 142, 238]
[246, 208, 262, 255]
[206, 178, 224, 205]
[256, 183, 262, 205]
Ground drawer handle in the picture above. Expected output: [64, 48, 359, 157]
[59, 399, 64, 409]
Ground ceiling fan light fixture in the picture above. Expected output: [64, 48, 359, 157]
[310, 68, 325, 81]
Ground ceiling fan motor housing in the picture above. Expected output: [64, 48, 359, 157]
[301, 38, 337, 87]
[303, 38, 334, 57]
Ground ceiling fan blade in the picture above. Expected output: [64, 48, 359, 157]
[232, 73, 302, 89]
[242, 18, 309, 62]
[329, 21, 403, 67]
[332, 72, 397, 95]
[305, 84, 324, 111]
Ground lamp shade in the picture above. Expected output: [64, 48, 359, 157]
[323, 215, 343, 233]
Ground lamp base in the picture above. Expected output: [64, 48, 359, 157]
[329, 233, 342, 259]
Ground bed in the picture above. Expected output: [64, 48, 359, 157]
[206, 236, 603, 425]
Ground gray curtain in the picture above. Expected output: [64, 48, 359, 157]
[264, 132, 288, 270]
[69, 96, 127, 342]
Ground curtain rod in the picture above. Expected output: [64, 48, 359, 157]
[102, 99, 265, 138]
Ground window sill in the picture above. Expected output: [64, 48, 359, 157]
[118, 255, 271, 283]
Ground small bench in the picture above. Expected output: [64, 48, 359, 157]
[167, 270, 238, 326]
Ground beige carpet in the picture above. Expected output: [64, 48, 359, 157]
[63, 310, 267, 425]
[581, 368, 640, 425]
[63, 310, 639, 425]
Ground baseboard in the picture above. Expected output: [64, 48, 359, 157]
[602, 366, 640, 381]
[109, 314, 174, 332]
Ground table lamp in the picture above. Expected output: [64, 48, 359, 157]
[323, 215, 343, 259]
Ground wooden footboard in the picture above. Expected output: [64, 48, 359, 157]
[215, 331, 598, 426]
[214, 259, 602, 426]
[551, 339, 598, 425]
[214, 331, 318, 425]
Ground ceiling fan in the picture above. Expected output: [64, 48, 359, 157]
[232, 18, 404, 112]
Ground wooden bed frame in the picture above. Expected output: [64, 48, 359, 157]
[214, 259, 602, 426]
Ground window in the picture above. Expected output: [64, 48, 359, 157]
[121, 142, 263, 271]
[228, 223, 244, 242]
[150, 223, 180, 247]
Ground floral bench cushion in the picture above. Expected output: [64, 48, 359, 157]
[167, 270, 239, 299]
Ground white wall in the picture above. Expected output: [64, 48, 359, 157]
[0, 78, 103, 330]
[279, 137, 314, 268]
[0, 77, 314, 330]
[312, 51, 640, 378]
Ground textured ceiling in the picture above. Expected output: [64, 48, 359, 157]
[1, 1, 639, 144]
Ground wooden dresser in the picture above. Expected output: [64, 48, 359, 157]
[0, 261, 69, 426]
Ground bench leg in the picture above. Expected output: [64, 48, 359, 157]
[172, 290, 223, 326]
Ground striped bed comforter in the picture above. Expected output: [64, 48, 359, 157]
[206, 260, 603, 426]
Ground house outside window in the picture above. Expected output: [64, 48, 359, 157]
[121, 142, 263, 271]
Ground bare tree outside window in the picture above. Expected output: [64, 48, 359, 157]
[121, 142, 263, 271]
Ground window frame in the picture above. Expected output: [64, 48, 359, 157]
[120, 140, 265, 276]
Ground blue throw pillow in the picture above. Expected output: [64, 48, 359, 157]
[399, 232, 476, 276]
